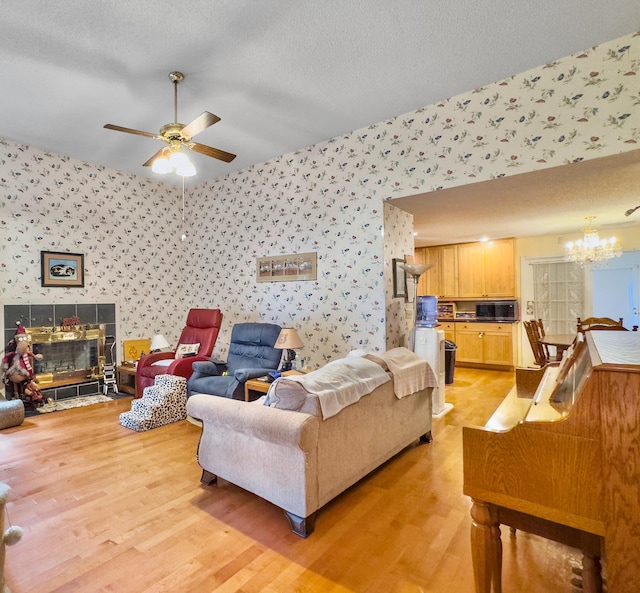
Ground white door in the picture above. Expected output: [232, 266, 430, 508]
[591, 252, 640, 329]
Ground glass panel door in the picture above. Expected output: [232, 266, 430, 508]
[533, 261, 584, 334]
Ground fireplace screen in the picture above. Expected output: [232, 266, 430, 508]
[27, 325, 106, 389]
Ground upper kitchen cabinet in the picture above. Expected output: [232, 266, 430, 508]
[413, 247, 434, 295]
[439, 244, 459, 298]
[457, 238, 515, 298]
[415, 245, 458, 299]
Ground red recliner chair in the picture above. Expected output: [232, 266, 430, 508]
[135, 308, 223, 398]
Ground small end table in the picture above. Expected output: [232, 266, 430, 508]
[116, 363, 138, 396]
[244, 369, 309, 401]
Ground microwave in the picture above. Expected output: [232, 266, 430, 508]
[475, 301, 518, 322]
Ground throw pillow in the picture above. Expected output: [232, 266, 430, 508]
[264, 379, 309, 411]
[175, 343, 200, 358]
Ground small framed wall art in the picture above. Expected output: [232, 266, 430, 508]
[257, 252, 317, 283]
[41, 251, 85, 288]
[392, 257, 407, 299]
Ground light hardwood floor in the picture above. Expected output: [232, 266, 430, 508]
[2, 368, 585, 593]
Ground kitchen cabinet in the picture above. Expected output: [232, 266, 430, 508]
[439, 245, 458, 298]
[439, 321, 456, 343]
[454, 322, 514, 368]
[416, 238, 514, 299]
[414, 247, 433, 295]
[457, 239, 515, 298]
[415, 245, 458, 298]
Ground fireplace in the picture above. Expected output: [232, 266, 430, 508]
[4, 302, 117, 400]
[27, 324, 106, 389]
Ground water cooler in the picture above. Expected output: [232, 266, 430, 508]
[413, 295, 453, 417]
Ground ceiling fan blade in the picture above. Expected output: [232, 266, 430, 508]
[104, 124, 160, 139]
[142, 147, 167, 167]
[180, 111, 221, 139]
[190, 142, 236, 163]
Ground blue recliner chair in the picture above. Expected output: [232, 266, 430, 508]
[187, 323, 282, 399]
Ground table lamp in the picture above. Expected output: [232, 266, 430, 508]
[275, 328, 304, 371]
[150, 334, 170, 353]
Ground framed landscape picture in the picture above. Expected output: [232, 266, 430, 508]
[41, 251, 85, 287]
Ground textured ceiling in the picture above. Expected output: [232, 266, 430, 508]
[1, 1, 639, 244]
[393, 149, 640, 246]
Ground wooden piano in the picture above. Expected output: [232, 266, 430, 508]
[463, 330, 640, 593]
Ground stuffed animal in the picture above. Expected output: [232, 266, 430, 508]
[2, 324, 44, 405]
[1, 482, 23, 593]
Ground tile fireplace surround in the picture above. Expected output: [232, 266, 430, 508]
[3, 303, 117, 400]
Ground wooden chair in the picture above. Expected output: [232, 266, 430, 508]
[523, 320, 551, 367]
[577, 317, 625, 333]
[533, 318, 552, 360]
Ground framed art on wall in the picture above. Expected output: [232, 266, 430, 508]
[41, 251, 85, 288]
[392, 257, 407, 299]
[257, 252, 317, 283]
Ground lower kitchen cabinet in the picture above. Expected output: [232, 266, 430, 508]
[454, 322, 515, 368]
[439, 322, 456, 343]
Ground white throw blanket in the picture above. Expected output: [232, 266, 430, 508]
[375, 347, 437, 398]
[282, 356, 390, 419]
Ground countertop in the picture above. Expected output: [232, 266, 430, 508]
[436, 318, 519, 324]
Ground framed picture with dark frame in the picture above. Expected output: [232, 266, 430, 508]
[392, 257, 407, 299]
[41, 251, 85, 288]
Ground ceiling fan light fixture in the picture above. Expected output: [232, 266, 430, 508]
[150, 147, 196, 177]
[104, 70, 236, 173]
[176, 161, 196, 177]
[151, 155, 172, 174]
[170, 150, 196, 177]
[169, 150, 191, 168]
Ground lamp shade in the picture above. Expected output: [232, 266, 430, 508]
[275, 328, 304, 350]
[151, 156, 172, 174]
[150, 334, 170, 351]
[152, 147, 196, 177]
[398, 262, 434, 278]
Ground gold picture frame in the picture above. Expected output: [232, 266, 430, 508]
[41, 251, 85, 288]
[257, 252, 317, 283]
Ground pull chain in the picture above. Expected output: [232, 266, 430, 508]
[181, 176, 187, 242]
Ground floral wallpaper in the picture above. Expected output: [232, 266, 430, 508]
[0, 148, 196, 354]
[1, 31, 638, 370]
[384, 202, 414, 350]
[374, 30, 639, 196]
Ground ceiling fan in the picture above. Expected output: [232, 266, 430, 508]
[104, 71, 236, 172]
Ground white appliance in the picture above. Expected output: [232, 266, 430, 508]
[413, 327, 453, 417]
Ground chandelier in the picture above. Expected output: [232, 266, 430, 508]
[565, 216, 622, 266]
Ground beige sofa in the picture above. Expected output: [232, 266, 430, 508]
[186, 353, 434, 537]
